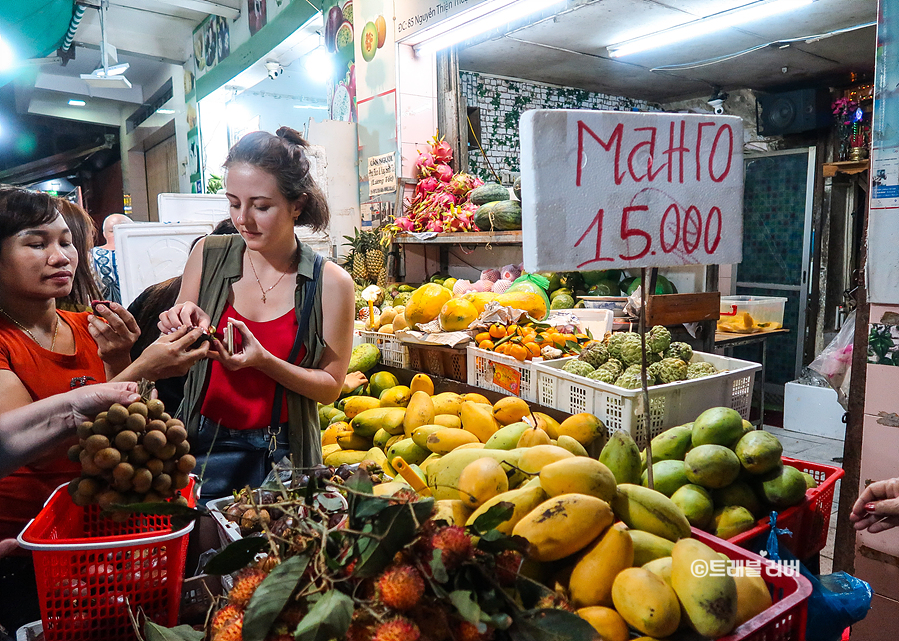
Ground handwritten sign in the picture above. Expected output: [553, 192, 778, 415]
[368, 152, 397, 197]
[493, 363, 522, 395]
[520, 110, 744, 272]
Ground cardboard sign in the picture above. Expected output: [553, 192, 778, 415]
[368, 152, 397, 197]
[520, 110, 744, 272]
[493, 362, 522, 395]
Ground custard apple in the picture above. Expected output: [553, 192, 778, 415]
[606, 332, 630, 361]
[600, 358, 623, 378]
[562, 359, 595, 377]
[623, 363, 656, 385]
[647, 351, 663, 365]
[587, 368, 616, 384]
[665, 341, 694, 363]
[648, 361, 663, 381]
[614, 371, 643, 389]
[648, 325, 672, 353]
[578, 343, 609, 369]
[619, 334, 645, 367]
[687, 361, 719, 379]
[658, 357, 688, 383]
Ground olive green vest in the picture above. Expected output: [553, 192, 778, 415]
[180, 234, 325, 467]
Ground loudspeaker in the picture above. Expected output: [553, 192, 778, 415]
[756, 89, 831, 136]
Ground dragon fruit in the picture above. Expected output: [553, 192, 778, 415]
[435, 164, 453, 183]
[448, 172, 480, 197]
[430, 136, 453, 164]
[393, 216, 415, 232]
[428, 191, 455, 209]
[415, 176, 440, 197]
[492, 279, 513, 294]
[414, 151, 437, 179]
[480, 269, 500, 283]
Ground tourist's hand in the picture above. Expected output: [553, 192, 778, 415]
[208, 319, 268, 371]
[134, 326, 211, 380]
[158, 302, 211, 334]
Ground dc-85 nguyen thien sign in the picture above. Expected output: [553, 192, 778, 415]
[519, 110, 744, 272]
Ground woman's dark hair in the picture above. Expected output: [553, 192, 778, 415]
[223, 127, 329, 232]
[55, 198, 102, 308]
[0, 186, 59, 250]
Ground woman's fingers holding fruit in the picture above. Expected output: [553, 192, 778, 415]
[67, 383, 142, 422]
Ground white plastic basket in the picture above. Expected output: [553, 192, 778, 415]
[360, 330, 410, 368]
[207, 497, 243, 547]
[466, 346, 537, 402]
[533, 352, 760, 448]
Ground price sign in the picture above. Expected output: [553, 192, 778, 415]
[493, 363, 522, 395]
[520, 110, 744, 271]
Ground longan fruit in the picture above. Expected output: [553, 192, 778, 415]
[130, 445, 151, 466]
[125, 413, 147, 433]
[80, 449, 102, 476]
[143, 491, 163, 503]
[175, 441, 191, 457]
[165, 425, 187, 445]
[152, 473, 172, 493]
[146, 419, 167, 434]
[156, 444, 177, 460]
[114, 431, 138, 451]
[96, 490, 124, 511]
[176, 455, 196, 474]
[94, 448, 122, 470]
[76, 422, 94, 440]
[132, 468, 153, 493]
[173, 495, 189, 506]
[72, 492, 92, 507]
[95, 411, 108, 422]
[143, 430, 167, 454]
[85, 434, 110, 454]
[127, 402, 148, 418]
[164, 418, 184, 430]
[172, 472, 190, 490]
[112, 462, 135, 482]
[146, 399, 165, 420]
[77, 477, 102, 498]
[162, 458, 177, 474]
[106, 404, 129, 425]
[67, 477, 81, 497]
[112, 476, 133, 493]
[159, 487, 175, 499]
[159, 412, 171, 422]
[145, 458, 164, 477]
[67, 444, 83, 463]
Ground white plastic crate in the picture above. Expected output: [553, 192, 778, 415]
[360, 330, 410, 368]
[466, 346, 537, 402]
[533, 352, 760, 448]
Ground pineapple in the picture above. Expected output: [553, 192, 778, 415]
[363, 231, 385, 283]
[343, 230, 368, 283]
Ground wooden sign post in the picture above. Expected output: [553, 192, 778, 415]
[520, 110, 745, 487]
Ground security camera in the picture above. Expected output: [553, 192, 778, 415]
[265, 60, 283, 80]
[707, 86, 729, 115]
[708, 99, 725, 115]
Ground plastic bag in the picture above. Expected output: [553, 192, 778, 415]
[809, 311, 855, 409]
[508, 273, 551, 317]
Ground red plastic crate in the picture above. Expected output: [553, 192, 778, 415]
[693, 528, 812, 641]
[17, 479, 197, 641]
[728, 457, 844, 560]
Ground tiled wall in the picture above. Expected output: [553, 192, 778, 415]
[460, 71, 658, 182]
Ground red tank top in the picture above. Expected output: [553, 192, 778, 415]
[201, 302, 303, 430]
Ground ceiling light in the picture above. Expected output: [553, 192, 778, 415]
[294, 104, 328, 110]
[410, 0, 565, 54]
[304, 34, 332, 82]
[156, 108, 175, 114]
[68, 99, 86, 106]
[606, 0, 815, 58]
[0, 36, 13, 71]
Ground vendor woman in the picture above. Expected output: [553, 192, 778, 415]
[158, 128, 354, 498]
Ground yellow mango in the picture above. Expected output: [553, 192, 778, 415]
[373, 481, 411, 496]
[518, 444, 575, 475]
[321, 443, 341, 458]
[405, 283, 452, 327]
[642, 556, 673, 586]
[570, 522, 634, 608]
[360, 446, 391, 474]
[373, 428, 393, 450]
[432, 392, 464, 416]
[462, 392, 491, 404]
[517, 426, 551, 447]
[460, 401, 500, 443]
[409, 373, 435, 396]
[351, 407, 406, 437]
[379, 385, 412, 408]
[433, 414, 462, 429]
[342, 396, 381, 419]
[629, 530, 676, 566]
[385, 434, 404, 450]
[538, 457, 616, 502]
[321, 423, 342, 446]
[556, 434, 589, 457]
[526, 412, 562, 439]
[493, 396, 531, 426]
[403, 391, 436, 438]
[458, 457, 508, 508]
[511, 493, 613, 561]
[337, 431, 373, 451]
[427, 428, 481, 455]
[455, 442, 485, 450]
[611, 568, 681, 637]
[324, 449, 369, 466]
[411, 425, 444, 448]
[576, 607, 629, 641]
[426, 448, 524, 501]
[556, 413, 606, 446]
[418, 452, 440, 475]
[671, 538, 738, 637]
[465, 485, 547, 534]
[734, 571, 773, 627]
[433, 499, 472, 526]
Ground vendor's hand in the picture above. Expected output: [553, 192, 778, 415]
[88, 302, 141, 367]
[207, 319, 268, 371]
[158, 302, 211, 334]
[66, 382, 141, 424]
[851, 478, 899, 532]
[133, 325, 211, 380]
[343, 371, 368, 394]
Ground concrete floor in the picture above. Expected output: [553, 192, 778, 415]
[763, 424, 845, 574]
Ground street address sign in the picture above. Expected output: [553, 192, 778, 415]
[520, 110, 744, 272]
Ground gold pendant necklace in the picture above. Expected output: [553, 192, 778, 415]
[0, 307, 60, 351]
[246, 248, 296, 303]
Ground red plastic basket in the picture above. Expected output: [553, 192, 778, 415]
[693, 528, 812, 641]
[728, 457, 844, 560]
[16, 479, 197, 641]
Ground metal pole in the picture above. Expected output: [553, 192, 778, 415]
[640, 268, 653, 490]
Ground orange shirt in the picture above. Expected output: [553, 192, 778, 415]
[0, 310, 106, 545]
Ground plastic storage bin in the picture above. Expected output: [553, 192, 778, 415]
[728, 457, 844, 561]
[408, 344, 468, 382]
[533, 352, 760, 447]
[17, 479, 197, 641]
[719, 295, 787, 330]
[360, 330, 410, 368]
[467, 346, 537, 401]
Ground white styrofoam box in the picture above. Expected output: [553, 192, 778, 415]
[157, 193, 229, 225]
[552, 308, 614, 337]
[534, 352, 760, 448]
[783, 381, 846, 440]
[115, 222, 214, 308]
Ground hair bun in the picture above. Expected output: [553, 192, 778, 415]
[276, 126, 308, 147]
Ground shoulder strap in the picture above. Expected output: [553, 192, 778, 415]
[269, 253, 324, 432]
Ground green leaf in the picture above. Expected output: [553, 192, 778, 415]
[345, 468, 374, 494]
[242, 555, 310, 641]
[293, 589, 354, 641]
[471, 502, 514, 534]
[144, 621, 205, 641]
[353, 499, 434, 578]
[509, 609, 601, 641]
[430, 548, 449, 583]
[354, 497, 392, 521]
[477, 530, 529, 555]
[449, 590, 482, 625]
[203, 537, 269, 575]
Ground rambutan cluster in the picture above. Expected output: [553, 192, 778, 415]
[376, 564, 426, 611]
[428, 525, 474, 571]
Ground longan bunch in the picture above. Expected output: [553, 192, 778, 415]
[66, 397, 196, 515]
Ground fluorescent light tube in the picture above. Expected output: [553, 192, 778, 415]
[68, 99, 86, 106]
[607, 0, 814, 58]
[80, 74, 133, 89]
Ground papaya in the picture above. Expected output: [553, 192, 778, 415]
[403, 391, 435, 438]
[461, 291, 498, 314]
[511, 493, 613, 562]
[570, 522, 633, 608]
[458, 457, 508, 508]
[538, 457, 616, 502]
[439, 298, 479, 331]
[611, 568, 681, 638]
[494, 291, 548, 320]
[405, 283, 452, 328]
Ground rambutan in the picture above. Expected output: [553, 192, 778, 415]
[373, 617, 421, 641]
[536, 592, 576, 613]
[455, 620, 494, 641]
[389, 488, 422, 504]
[256, 555, 279, 573]
[228, 567, 267, 607]
[347, 621, 373, 641]
[429, 525, 473, 571]
[210, 604, 243, 637]
[377, 564, 425, 611]
[213, 616, 243, 641]
[494, 550, 523, 586]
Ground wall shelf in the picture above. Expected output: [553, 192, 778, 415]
[823, 159, 869, 177]
[392, 230, 522, 245]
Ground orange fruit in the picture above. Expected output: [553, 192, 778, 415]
[475, 332, 491, 344]
[508, 344, 528, 362]
[489, 323, 506, 339]
[551, 334, 567, 347]
[479, 340, 495, 351]
[525, 342, 541, 357]
[507, 324, 519, 336]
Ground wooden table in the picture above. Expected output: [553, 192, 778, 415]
[715, 328, 790, 427]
